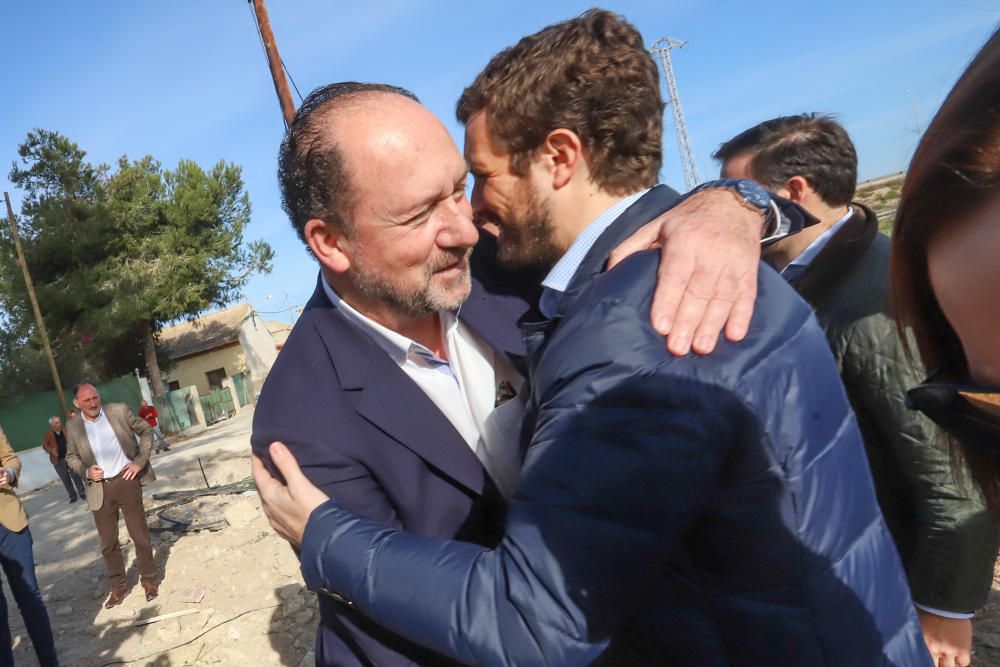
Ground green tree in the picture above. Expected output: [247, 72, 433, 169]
[0, 129, 274, 398]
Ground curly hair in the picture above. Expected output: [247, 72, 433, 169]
[456, 9, 664, 196]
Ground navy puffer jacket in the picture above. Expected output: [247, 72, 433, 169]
[300, 187, 931, 666]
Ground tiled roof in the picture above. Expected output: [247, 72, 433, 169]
[158, 304, 253, 359]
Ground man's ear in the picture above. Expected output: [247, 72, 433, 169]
[72, 397, 80, 411]
[304, 219, 352, 274]
[538, 128, 584, 190]
[784, 175, 811, 203]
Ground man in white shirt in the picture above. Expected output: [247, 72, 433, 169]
[65, 383, 159, 609]
[717, 113, 998, 667]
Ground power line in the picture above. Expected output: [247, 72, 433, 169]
[282, 60, 304, 103]
[246, 0, 304, 104]
[246, 0, 297, 127]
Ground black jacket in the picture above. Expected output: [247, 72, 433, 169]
[787, 203, 1000, 613]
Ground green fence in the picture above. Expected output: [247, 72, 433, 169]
[200, 388, 236, 425]
[231, 372, 256, 407]
[153, 387, 200, 435]
[0, 375, 142, 452]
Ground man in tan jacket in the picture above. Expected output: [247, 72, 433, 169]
[65, 383, 158, 608]
[0, 426, 59, 666]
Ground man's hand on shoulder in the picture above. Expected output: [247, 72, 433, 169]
[253, 442, 330, 548]
[608, 188, 764, 356]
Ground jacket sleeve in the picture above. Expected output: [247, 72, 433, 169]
[65, 426, 86, 478]
[0, 427, 21, 486]
[41, 431, 56, 457]
[125, 405, 153, 469]
[251, 419, 405, 530]
[843, 319, 999, 612]
[300, 299, 737, 666]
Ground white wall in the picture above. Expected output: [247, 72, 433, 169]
[15, 447, 60, 493]
[238, 311, 279, 389]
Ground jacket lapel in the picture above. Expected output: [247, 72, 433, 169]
[460, 276, 528, 368]
[560, 185, 683, 315]
[517, 186, 683, 452]
[68, 418, 97, 467]
[521, 185, 682, 368]
[306, 277, 488, 496]
[460, 230, 536, 375]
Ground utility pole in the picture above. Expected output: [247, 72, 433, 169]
[4, 192, 70, 417]
[650, 37, 702, 191]
[250, 0, 297, 127]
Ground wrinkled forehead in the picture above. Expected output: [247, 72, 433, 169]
[77, 386, 99, 400]
[338, 102, 466, 219]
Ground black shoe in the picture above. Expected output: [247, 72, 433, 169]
[69, 497, 78, 504]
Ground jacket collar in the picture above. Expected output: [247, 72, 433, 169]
[559, 185, 683, 318]
[788, 203, 879, 312]
[517, 186, 682, 374]
[305, 275, 489, 496]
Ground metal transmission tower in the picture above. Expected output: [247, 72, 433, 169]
[650, 37, 702, 190]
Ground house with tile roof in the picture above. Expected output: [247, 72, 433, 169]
[157, 303, 277, 399]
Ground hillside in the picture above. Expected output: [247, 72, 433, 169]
[854, 171, 905, 235]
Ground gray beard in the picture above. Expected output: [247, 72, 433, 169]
[351, 247, 472, 319]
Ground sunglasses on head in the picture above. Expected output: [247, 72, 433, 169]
[906, 368, 1000, 452]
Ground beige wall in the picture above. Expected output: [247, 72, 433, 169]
[239, 313, 278, 389]
[165, 343, 246, 396]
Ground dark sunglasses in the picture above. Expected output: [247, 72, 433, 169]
[906, 370, 1000, 451]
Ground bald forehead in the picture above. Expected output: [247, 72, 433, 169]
[326, 93, 449, 154]
[76, 383, 98, 398]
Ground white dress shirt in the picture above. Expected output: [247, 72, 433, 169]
[83, 409, 131, 479]
[323, 278, 526, 497]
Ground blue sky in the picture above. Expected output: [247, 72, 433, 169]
[1, 1, 997, 322]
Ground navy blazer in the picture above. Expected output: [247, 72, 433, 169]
[251, 234, 533, 666]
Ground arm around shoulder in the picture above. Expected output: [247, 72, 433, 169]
[299, 298, 739, 666]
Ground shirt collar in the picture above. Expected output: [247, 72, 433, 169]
[783, 206, 854, 274]
[539, 188, 649, 318]
[320, 274, 455, 366]
[83, 408, 106, 424]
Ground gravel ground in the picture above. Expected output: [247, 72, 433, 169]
[5, 407, 317, 667]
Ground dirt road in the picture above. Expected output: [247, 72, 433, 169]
[5, 405, 1000, 665]
[5, 408, 316, 667]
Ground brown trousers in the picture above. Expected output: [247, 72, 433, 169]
[91, 473, 156, 590]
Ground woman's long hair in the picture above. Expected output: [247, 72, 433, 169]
[891, 26, 1000, 513]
